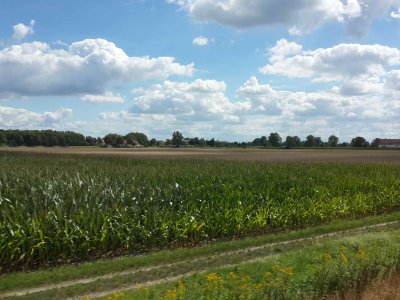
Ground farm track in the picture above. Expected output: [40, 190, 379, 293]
[1, 220, 398, 300]
[1, 147, 400, 163]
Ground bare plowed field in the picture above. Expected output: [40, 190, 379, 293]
[1, 147, 400, 163]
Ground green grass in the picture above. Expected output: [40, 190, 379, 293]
[1, 152, 400, 271]
[121, 228, 400, 300]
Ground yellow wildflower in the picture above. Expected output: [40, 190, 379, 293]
[207, 272, 219, 281]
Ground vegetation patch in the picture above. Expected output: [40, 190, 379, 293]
[120, 229, 400, 300]
[1, 152, 400, 271]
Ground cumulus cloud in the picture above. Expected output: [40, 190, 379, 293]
[345, 0, 400, 37]
[235, 76, 400, 138]
[261, 42, 400, 82]
[12, 20, 35, 42]
[130, 79, 244, 122]
[97, 73, 400, 141]
[166, 0, 399, 35]
[268, 39, 303, 63]
[391, 8, 400, 18]
[193, 35, 209, 46]
[0, 106, 72, 129]
[386, 70, 400, 90]
[0, 38, 194, 98]
[81, 92, 124, 104]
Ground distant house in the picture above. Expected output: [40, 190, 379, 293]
[378, 139, 400, 148]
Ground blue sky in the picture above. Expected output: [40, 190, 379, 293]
[1, 0, 400, 142]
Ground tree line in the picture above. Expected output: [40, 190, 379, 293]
[168, 131, 381, 148]
[0, 129, 383, 148]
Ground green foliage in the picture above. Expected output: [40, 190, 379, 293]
[172, 131, 184, 147]
[0, 131, 7, 145]
[304, 135, 323, 147]
[328, 135, 339, 147]
[0, 130, 86, 147]
[351, 136, 369, 147]
[136, 230, 400, 300]
[125, 132, 149, 147]
[0, 153, 400, 271]
[268, 132, 282, 147]
[284, 136, 301, 148]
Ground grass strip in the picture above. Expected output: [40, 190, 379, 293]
[118, 227, 400, 300]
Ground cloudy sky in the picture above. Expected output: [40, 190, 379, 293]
[1, 0, 400, 142]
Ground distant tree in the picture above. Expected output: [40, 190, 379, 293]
[370, 138, 381, 148]
[251, 137, 261, 146]
[149, 138, 157, 147]
[268, 132, 282, 147]
[293, 136, 302, 147]
[304, 135, 315, 147]
[260, 136, 268, 147]
[125, 132, 149, 147]
[104, 133, 124, 147]
[85, 136, 98, 146]
[314, 137, 323, 147]
[207, 138, 216, 147]
[0, 132, 6, 145]
[284, 136, 296, 148]
[328, 135, 339, 147]
[172, 131, 184, 147]
[351, 136, 369, 147]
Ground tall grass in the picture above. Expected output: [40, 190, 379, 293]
[130, 230, 400, 300]
[0, 152, 399, 271]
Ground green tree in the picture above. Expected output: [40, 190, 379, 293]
[304, 135, 323, 147]
[172, 131, 184, 147]
[260, 136, 268, 147]
[149, 138, 157, 147]
[370, 138, 381, 148]
[351, 136, 369, 147]
[328, 135, 339, 147]
[268, 132, 282, 147]
[284, 136, 296, 148]
[104, 133, 124, 147]
[0, 132, 6, 145]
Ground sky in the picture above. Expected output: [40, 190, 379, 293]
[1, 0, 400, 142]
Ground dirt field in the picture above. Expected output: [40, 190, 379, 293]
[1, 146, 400, 163]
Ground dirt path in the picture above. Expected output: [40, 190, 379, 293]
[2, 147, 400, 163]
[1, 221, 397, 299]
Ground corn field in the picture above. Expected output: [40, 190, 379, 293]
[0, 152, 399, 271]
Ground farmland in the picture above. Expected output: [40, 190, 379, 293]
[1, 149, 400, 273]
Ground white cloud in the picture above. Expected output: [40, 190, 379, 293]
[130, 79, 244, 122]
[268, 39, 303, 63]
[96, 73, 400, 141]
[0, 38, 194, 98]
[261, 42, 400, 82]
[0, 106, 72, 129]
[166, 0, 400, 35]
[12, 20, 35, 42]
[81, 92, 124, 104]
[168, 0, 400, 36]
[391, 8, 400, 18]
[193, 35, 209, 46]
[345, 0, 400, 37]
[234, 76, 400, 140]
[386, 70, 400, 90]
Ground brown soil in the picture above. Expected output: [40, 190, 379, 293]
[330, 274, 400, 300]
[1, 147, 400, 163]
